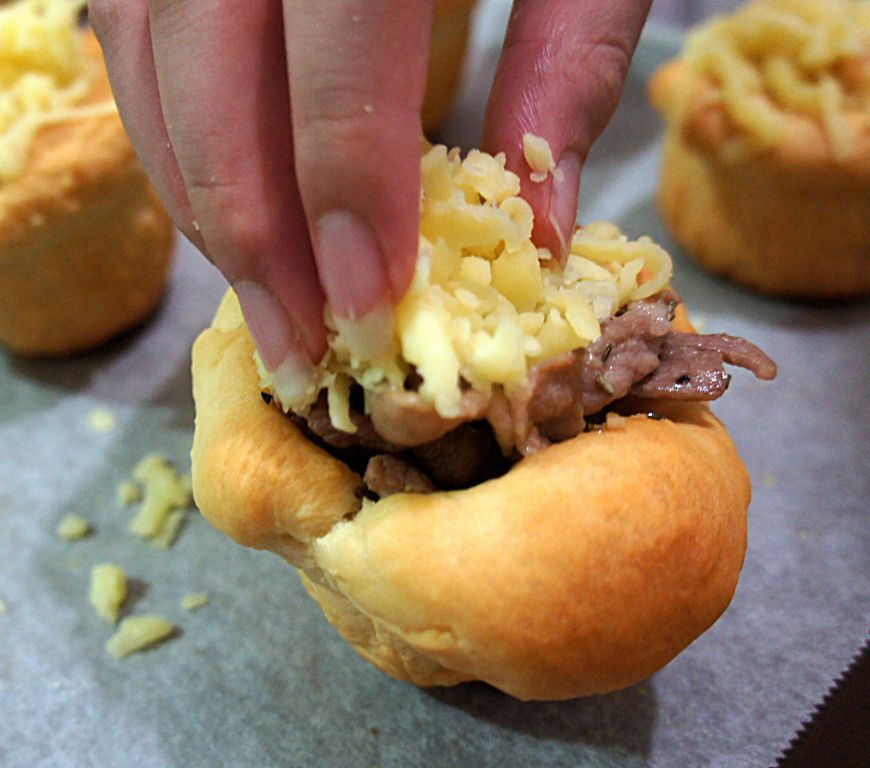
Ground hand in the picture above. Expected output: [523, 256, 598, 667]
[90, 0, 651, 385]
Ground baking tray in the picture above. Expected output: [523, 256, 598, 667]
[1, 5, 868, 767]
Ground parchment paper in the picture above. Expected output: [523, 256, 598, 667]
[2, 3, 868, 766]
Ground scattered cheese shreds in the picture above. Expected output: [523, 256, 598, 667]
[181, 592, 209, 612]
[681, 0, 869, 159]
[117, 480, 142, 506]
[87, 408, 116, 433]
[89, 563, 127, 624]
[105, 615, 174, 658]
[56, 513, 91, 541]
[150, 509, 185, 549]
[127, 454, 192, 546]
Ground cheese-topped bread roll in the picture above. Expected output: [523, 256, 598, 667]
[190, 143, 777, 700]
[0, 0, 174, 357]
[650, 0, 870, 298]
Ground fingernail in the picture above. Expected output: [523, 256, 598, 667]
[333, 302, 396, 360]
[233, 280, 318, 405]
[315, 211, 390, 320]
[315, 211, 396, 358]
[549, 152, 582, 257]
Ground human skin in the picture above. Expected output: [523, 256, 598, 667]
[89, 0, 651, 392]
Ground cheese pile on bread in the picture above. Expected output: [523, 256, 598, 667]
[0, 0, 114, 180]
[263, 143, 671, 429]
[676, 0, 870, 160]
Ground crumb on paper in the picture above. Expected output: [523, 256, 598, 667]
[762, 472, 777, 488]
[181, 592, 209, 612]
[797, 528, 809, 540]
[56, 513, 91, 541]
[117, 480, 141, 506]
[89, 563, 127, 625]
[126, 454, 193, 547]
[150, 509, 185, 549]
[105, 615, 175, 659]
[87, 408, 117, 433]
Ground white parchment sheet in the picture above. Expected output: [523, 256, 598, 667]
[1, 2, 867, 766]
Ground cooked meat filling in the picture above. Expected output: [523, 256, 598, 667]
[286, 294, 776, 497]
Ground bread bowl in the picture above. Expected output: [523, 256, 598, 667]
[0, 0, 174, 357]
[650, 0, 870, 298]
[191, 143, 776, 700]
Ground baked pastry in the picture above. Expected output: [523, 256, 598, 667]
[422, 0, 476, 134]
[650, 0, 870, 298]
[191, 143, 776, 700]
[0, 0, 174, 357]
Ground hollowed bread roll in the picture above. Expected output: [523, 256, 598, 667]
[650, 0, 870, 299]
[0, 25, 174, 357]
[190, 289, 749, 700]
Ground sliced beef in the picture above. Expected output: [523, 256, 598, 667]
[364, 455, 436, 498]
[368, 388, 489, 447]
[296, 391, 400, 453]
[508, 296, 673, 453]
[291, 291, 777, 488]
[411, 421, 511, 489]
[632, 332, 777, 398]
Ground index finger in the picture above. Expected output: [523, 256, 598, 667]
[483, 0, 652, 257]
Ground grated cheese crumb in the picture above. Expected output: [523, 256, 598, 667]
[87, 408, 116, 433]
[117, 480, 142, 506]
[523, 132, 556, 183]
[89, 563, 127, 624]
[105, 615, 174, 658]
[181, 592, 209, 612]
[127, 454, 193, 546]
[56, 513, 91, 541]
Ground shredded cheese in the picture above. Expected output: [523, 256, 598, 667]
[56, 512, 90, 540]
[87, 408, 117, 433]
[523, 132, 562, 182]
[0, 0, 115, 180]
[262, 142, 672, 425]
[682, 0, 870, 160]
[127, 454, 192, 546]
[180, 592, 209, 611]
[89, 563, 127, 624]
[105, 615, 174, 658]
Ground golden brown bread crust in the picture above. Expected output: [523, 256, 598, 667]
[0, 31, 174, 357]
[191, 290, 750, 700]
[650, 60, 870, 298]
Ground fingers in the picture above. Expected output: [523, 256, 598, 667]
[483, 0, 652, 257]
[143, 0, 327, 373]
[89, 0, 204, 252]
[283, 0, 433, 332]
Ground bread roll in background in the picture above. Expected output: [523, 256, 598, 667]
[649, 0, 870, 299]
[0, 17, 174, 357]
